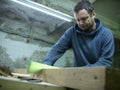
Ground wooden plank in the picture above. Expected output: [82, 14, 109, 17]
[0, 76, 66, 90]
[38, 67, 120, 90]
[13, 68, 28, 74]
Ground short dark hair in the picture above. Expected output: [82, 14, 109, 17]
[73, 0, 94, 15]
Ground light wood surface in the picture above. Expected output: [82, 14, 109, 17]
[0, 76, 66, 90]
[38, 67, 120, 90]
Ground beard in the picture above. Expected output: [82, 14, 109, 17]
[79, 19, 94, 31]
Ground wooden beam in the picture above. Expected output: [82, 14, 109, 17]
[38, 67, 120, 90]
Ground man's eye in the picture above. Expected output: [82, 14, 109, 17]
[81, 17, 88, 21]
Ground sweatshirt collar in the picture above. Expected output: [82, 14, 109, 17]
[75, 18, 101, 36]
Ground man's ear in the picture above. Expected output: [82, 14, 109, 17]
[92, 10, 96, 18]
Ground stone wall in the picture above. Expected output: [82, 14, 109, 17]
[0, 0, 74, 70]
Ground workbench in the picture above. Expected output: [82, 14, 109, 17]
[0, 66, 120, 90]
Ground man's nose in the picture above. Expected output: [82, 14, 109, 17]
[79, 20, 84, 25]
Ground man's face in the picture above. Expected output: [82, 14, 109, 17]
[74, 9, 95, 31]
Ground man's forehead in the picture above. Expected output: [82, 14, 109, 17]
[78, 9, 89, 15]
[74, 9, 89, 18]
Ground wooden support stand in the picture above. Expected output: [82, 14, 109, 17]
[38, 66, 120, 90]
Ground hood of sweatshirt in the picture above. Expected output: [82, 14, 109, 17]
[74, 18, 102, 36]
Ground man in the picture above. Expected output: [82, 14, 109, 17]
[43, 0, 114, 67]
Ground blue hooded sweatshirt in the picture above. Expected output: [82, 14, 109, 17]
[43, 18, 114, 67]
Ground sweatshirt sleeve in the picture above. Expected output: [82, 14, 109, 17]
[43, 29, 72, 66]
[86, 29, 114, 67]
